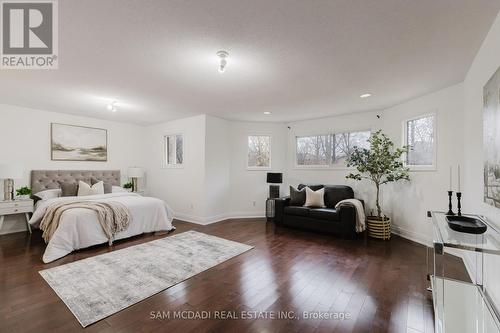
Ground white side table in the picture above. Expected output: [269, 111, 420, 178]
[0, 199, 34, 233]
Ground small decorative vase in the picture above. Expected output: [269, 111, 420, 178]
[366, 216, 391, 240]
[17, 195, 29, 200]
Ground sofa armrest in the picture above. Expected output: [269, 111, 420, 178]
[357, 198, 365, 209]
[274, 196, 290, 225]
[337, 204, 358, 236]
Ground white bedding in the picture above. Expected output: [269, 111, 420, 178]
[30, 193, 175, 263]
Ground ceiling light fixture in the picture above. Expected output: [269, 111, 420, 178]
[360, 93, 372, 98]
[263, 111, 272, 115]
[217, 50, 229, 73]
[106, 101, 118, 112]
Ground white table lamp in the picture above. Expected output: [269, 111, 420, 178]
[128, 167, 144, 192]
[0, 164, 24, 201]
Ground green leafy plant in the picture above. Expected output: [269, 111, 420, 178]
[16, 186, 32, 196]
[123, 182, 133, 189]
[346, 130, 410, 219]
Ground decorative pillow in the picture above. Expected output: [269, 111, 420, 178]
[111, 186, 128, 193]
[77, 181, 104, 196]
[289, 186, 306, 206]
[304, 187, 325, 208]
[59, 182, 78, 197]
[33, 189, 61, 201]
[91, 178, 112, 194]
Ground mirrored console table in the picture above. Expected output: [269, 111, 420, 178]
[429, 211, 500, 333]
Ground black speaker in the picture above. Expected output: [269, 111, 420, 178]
[269, 185, 280, 199]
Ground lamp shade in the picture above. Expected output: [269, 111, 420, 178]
[128, 167, 144, 178]
[266, 172, 283, 184]
[0, 164, 24, 179]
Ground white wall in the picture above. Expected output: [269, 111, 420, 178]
[145, 114, 207, 222]
[146, 115, 288, 223]
[381, 84, 464, 243]
[463, 11, 500, 310]
[0, 104, 147, 234]
[204, 116, 231, 219]
[286, 84, 464, 245]
[228, 121, 287, 216]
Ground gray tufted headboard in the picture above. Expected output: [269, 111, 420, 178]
[31, 170, 121, 194]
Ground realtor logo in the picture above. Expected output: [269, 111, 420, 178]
[1, 0, 58, 69]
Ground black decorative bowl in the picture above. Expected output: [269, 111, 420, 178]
[446, 215, 487, 234]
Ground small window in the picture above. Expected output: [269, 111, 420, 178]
[296, 135, 330, 166]
[295, 131, 371, 167]
[164, 134, 183, 166]
[404, 114, 436, 168]
[332, 131, 371, 166]
[247, 135, 271, 169]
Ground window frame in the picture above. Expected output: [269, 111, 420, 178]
[293, 129, 372, 170]
[246, 134, 272, 171]
[162, 132, 184, 169]
[402, 112, 437, 171]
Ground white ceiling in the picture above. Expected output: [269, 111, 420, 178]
[1, 0, 499, 125]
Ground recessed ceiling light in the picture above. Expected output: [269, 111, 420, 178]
[217, 50, 229, 73]
[106, 101, 117, 112]
[360, 93, 372, 98]
[263, 111, 272, 115]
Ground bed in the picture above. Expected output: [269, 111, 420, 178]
[28, 170, 175, 263]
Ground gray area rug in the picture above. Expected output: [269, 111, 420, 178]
[39, 230, 253, 327]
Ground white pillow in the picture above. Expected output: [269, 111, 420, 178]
[304, 187, 325, 208]
[111, 186, 128, 193]
[34, 188, 61, 200]
[77, 181, 104, 196]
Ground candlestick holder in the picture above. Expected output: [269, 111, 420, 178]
[456, 192, 462, 216]
[446, 191, 455, 215]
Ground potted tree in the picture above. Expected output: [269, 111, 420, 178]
[346, 130, 410, 240]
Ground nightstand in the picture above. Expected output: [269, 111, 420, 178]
[0, 199, 34, 233]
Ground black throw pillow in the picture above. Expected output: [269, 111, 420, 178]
[289, 186, 306, 206]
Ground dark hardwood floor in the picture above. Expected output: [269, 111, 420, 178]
[0, 218, 468, 333]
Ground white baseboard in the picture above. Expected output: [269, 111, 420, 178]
[174, 211, 265, 225]
[391, 224, 431, 247]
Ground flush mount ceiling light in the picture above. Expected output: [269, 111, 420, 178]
[217, 50, 229, 73]
[263, 111, 272, 115]
[360, 93, 372, 98]
[106, 101, 118, 112]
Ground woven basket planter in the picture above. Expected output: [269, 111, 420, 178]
[366, 216, 391, 240]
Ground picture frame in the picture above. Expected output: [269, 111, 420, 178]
[51, 123, 108, 162]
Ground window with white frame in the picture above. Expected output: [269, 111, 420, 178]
[404, 114, 436, 168]
[247, 135, 271, 168]
[164, 134, 183, 166]
[296, 130, 371, 167]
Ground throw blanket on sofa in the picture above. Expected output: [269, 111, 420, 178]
[40, 201, 131, 244]
[335, 199, 366, 233]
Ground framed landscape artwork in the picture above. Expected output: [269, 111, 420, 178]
[51, 123, 108, 161]
[483, 67, 500, 209]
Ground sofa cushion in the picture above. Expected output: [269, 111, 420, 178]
[298, 184, 323, 191]
[289, 186, 306, 206]
[309, 208, 340, 221]
[323, 185, 355, 208]
[284, 206, 310, 217]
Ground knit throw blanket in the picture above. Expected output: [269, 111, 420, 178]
[39, 201, 131, 244]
